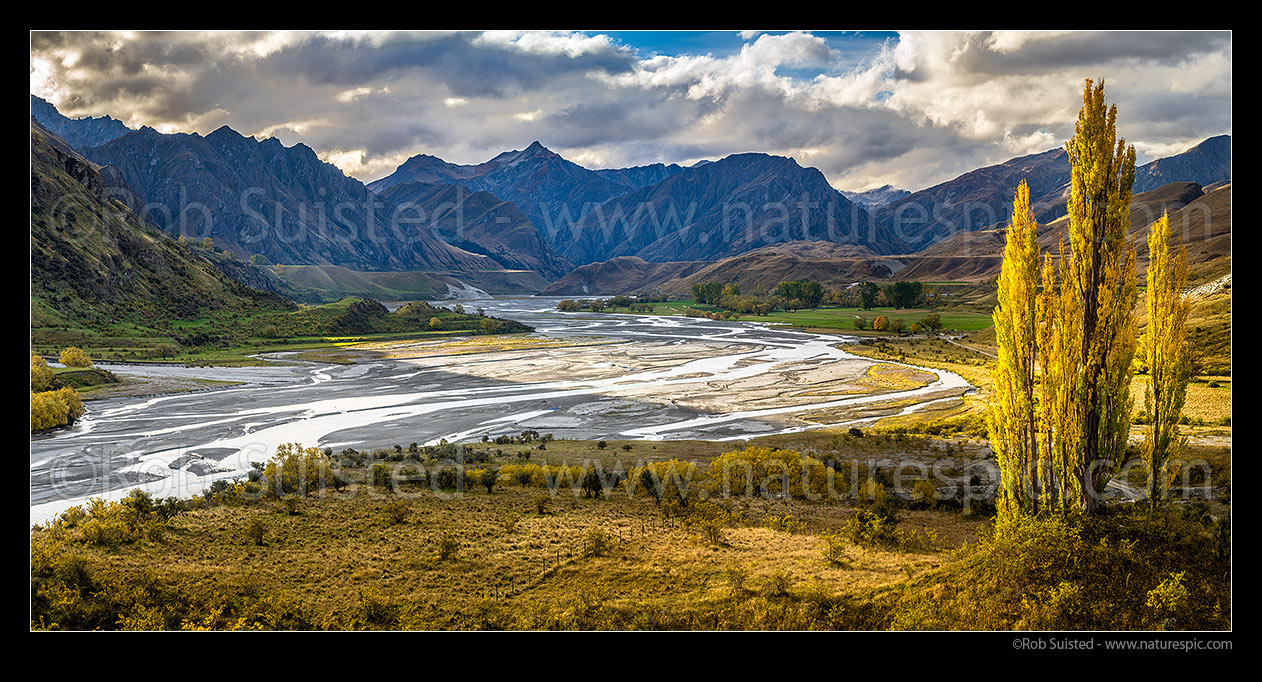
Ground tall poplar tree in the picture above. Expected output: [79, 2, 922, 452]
[989, 180, 1041, 515]
[1060, 78, 1140, 514]
[1141, 212, 1192, 504]
[1037, 240, 1084, 513]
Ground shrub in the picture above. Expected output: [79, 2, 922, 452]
[358, 587, 398, 627]
[581, 465, 604, 498]
[261, 443, 335, 499]
[246, 518, 267, 546]
[764, 512, 805, 534]
[819, 530, 851, 567]
[381, 499, 410, 526]
[842, 510, 892, 548]
[856, 477, 897, 521]
[762, 570, 793, 598]
[1144, 572, 1190, 629]
[911, 479, 938, 509]
[687, 501, 734, 545]
[433, 467, 459, 491]
[724, 567, 749, 595]
[31, 387, 86, 432]
[31, 354, 53, 392]
[706, 447, 834, 500]
[435, 533, 460, 562]
[534, 494, 550, 515]
[480, 468, 499, 494]
[583, 529, 611, 557]
[59, 347, 93, 368]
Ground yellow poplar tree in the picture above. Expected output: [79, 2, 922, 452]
[1141, 211, 1191, 504]
[31, 354, 54, 392]
[1037, 240, 1084, 512]
[1058, 78, 1140, 514]
[989, 180, 1041, 514]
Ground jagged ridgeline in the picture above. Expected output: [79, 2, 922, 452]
[30, 119, 296, 337]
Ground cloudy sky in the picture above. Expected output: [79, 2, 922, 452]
[30, 30, 1231, 192]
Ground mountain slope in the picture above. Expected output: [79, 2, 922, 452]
[1132, 135, 1231, 193]
[554, 153, 898, 264]
[594, 163, 685, 191]
[540, 242, 894, 297]
[30, 119, 294, 332]
[882, 135, 1231, 254]
[375, 181, 573, 279]
[538, 257, 709, 296]
[81, 125, 494, 273]
[1028, 135, 1232, 224]
[368, 141, 633, 243]
[894, 180, 1229, 283]
[875, 148, 1072, 252]
[841, 184, 911, 208]
[30, 95, 131, 150]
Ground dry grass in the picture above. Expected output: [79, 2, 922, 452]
[52, 485, 988, 628]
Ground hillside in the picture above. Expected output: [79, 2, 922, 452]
[539, 257, 709, 296]
[1133, 135, 1231, 193]
[376, 181, 572, 280]
[874, 148, 1071, 252]
[896, 181, 1231, 284]
[270, 264, 549, 301]
[668, 243, 895, 296]
[877, 136, 1232, 253]
[1041, 181, 1231, 279]
[30, 119, 295, 342]
[542, 242, 897, 297]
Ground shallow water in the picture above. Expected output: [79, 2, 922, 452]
[29, 297, 970, 522]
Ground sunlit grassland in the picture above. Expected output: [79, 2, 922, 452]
[36, 482, 986, 629]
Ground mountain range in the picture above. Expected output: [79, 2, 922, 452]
[31, 94, 1231, 298]
[370, 142, 891, 265]
[79, 125, 499, 273]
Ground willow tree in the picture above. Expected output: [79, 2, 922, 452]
[1140, 211, 1192, 504]
[989, 180, 1041, 515]
[1053, 78, 1140, 515]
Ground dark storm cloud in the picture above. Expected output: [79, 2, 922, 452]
[958, 31, 1230, 75]
[259, 32, 637, 97]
